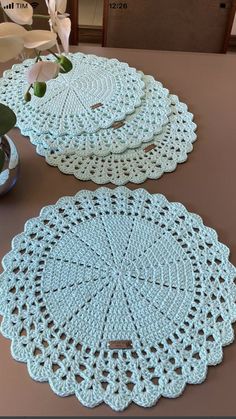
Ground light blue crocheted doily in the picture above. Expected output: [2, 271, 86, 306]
[26, 76, 171, 157]
[0, 53, 145, 135]
[41, 94, 196, 184]
[0, 187, 235, 411]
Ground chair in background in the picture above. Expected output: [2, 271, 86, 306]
[103, 0, 236, 52]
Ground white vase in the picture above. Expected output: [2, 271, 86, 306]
[0, 134, 20, 197]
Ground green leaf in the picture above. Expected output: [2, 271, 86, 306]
[0, 148, 5, 173]
[0, 103, 17, 136]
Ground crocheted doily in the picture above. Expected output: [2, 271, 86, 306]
[0, 53, 145, 135]
[42, 95, 196, 184]
[0, 187, 235, 411]
[27, 76, 171, 157]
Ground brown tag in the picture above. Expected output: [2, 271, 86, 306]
[112, 121, 125, 130]
[109, 340, 133, 350]
[144, 144, 157, 153]
[91, 102, 103, 109]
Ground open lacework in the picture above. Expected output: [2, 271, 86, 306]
[0, 53, 146, 136]
[0, 54, 197, 184]
[43, 95, 196, 185]
[0, 188, 235, 411]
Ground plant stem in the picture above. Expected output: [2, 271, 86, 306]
[26, 84, 33, 94]
[33, 14, 50, 19]
[55, 40, 61, 55]
[48, 49, 60, 59]
[35, 50, 42, 62]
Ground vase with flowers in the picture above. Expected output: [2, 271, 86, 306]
[0, 0, 73, 196]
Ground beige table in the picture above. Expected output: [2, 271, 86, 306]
[0, 46, 236, 416]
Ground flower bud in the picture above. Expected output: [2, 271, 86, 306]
[58, 56, 73, 73]
[33, 81, 47, 98]
[24, 91, 31, 102]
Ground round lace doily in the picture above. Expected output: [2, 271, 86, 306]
[0, 187, 235, 411]
[0, 53, 145, 135]
[42, 95, 196, 184]
[27, 76, 171, 157]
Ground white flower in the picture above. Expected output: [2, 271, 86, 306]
[27, 61, 60, 83]
[55, 0, 67, 14]
[0, 23, 26, 62]
[23, 30, 57, 51]
[46, 0, 71, 53]
[0, 0, 33, 25]
[0, 22, 27, 37]
[0, 36, 24, 62]
[0, 22, 57, 61]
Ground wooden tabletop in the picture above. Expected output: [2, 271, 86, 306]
[0, 46, 236, 416]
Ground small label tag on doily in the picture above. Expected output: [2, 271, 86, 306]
[112, 121, 125, 129]
[144, 144, 157, 153]
[91, 103, 103, 109]
[108, 340, 133, 349]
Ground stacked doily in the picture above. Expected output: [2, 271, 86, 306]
[0, 187, 236, 410]
[0, 52, 197, 184]
[1, 51, 236, 412]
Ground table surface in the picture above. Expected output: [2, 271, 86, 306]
[0, 46, 236, 417]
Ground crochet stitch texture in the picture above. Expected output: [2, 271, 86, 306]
[0, 54, 197, 185]
[28, 76, 171, 157]
[0, 53, 145, 135]
[43, 94, 196, 184]
[0, 187, 235, 411]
